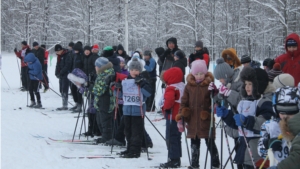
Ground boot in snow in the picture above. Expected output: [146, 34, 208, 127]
[72, 104, 82, 113]
[57, 95, 68, 110]
[69, 103, 78, 111]
[160, 159, 181, 168]
[28, 101, 36, 107]
[105, 138, 126, 146]
[33, 102, 42, 108]
[188, 144, 200, 169]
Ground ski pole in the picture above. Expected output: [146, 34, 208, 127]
[1, 71, 11, 89]
[138, 85, 152, 160]
[183, 118, 191, 166]
[259, 155, 268, 169]
[73, 91, 89, 141]
[223, 144, 237, 168]
[79, 93, 89, 140]
[204, 91, 214, 169]
[111, 88, 120, 154]
[145, 115, 166, 141]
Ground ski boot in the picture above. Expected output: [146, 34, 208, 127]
[33, 102, 43, 108]
[72, 104, 82, 113]
[120, 152, 140, 158]
[105, 138, 125, 146]
[160, 159, 181, 168]
[28, 101, 36, 107]
[69, 103, 78, 111]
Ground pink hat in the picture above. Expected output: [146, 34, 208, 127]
[191, 60, 207, 75]
[92, 44, 99, 51]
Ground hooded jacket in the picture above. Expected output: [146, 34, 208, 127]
[115, 44, 130, 62]
[32, 47, 45, 69]
[158, 37, 179, 73]
[275, 33, 300, 86]
[24, 53, 43, 80]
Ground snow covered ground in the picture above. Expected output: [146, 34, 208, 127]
[1, 52, 235, 169]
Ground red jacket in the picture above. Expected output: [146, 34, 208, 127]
[15, 45, 30, 67]
[275, 33, 300, 86]
[44, 50, 49, 64]
[162, 67, 185, 120]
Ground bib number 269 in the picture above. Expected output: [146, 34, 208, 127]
[124, 96, 140, 103]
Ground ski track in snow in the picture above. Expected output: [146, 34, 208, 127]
[1, 52, 237, 169]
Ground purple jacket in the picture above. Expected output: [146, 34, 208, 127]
[121, 68, 129, 76]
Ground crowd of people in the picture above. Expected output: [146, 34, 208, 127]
[13, 32, 300, 169]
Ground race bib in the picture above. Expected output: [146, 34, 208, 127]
[122, 79, 143, 106]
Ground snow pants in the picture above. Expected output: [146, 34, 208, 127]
[124, 115, 144, 154]
[166, 119, 182, 159]
[29, 79, 41, 103]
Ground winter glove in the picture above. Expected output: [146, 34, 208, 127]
[105, 74, 116, 86]
[216, 106, 229, 118]
[233, 114, 246, 126]
[14, 48, 17, 53]
[78, 86, 86, 94]
[165, 109, 171, 114]
[177, 119, 184, 133]
[219, 85, 231, 97]
[135, 75, 146, 87]
[269, 138, 282, 152]
[208, 82, 217, 91]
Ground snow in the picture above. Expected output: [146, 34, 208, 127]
[1, 52, 235, 169]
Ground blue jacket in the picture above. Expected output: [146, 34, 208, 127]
[121, 76, 152, 116]
[24, 53, 43, 80]
[144, 57, 157, 79]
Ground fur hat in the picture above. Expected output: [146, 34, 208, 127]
[129, 58, 143, 72]
[155, 47, 165, 57]
[273, 86, 299, 115]
[73, 43, 82, 51]
[213, 58, 234, 80]
[54, 44, 63, 51]
[240, 67, 269, 99]
[83, 45, 91, 51]
[273, 73, 295, 89]
[191, 60, 207, 75]
[221, 48, 241, 68]
[174, 50, 185, 59]
[195, 41, 203, 48]
[32, 42, 39, 47]
[240, 55, 251, 64]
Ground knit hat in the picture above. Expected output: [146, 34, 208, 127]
[117, 56, 125, 63]
[21, 41, 27, 46]
[155, 47, 165, 57]
[95, 57, 109, 68]
[267, 59, 275, 70]
[240, 55, 251, 64]
[32, 42, 39, 47]
[273, 86, 299, 115]
[83, 45, 91, 51]
[92, 44, 99, 51]
[213, 58, 234, 80]
[268, 63, 282, 82]
[174, 50, 185, 59]
[54, 44, 63, 51]
[41, 44, 46, 49]
[103, 46, 114, 57]
[191, 60, 207, 75]
[68, 42, 75, 47]
[143, 50, 151, 57]
[129, 58, 143, 72]
[263, 58, 272, 66]
[73, 43, 82, 51]
[273, 73, 295, 89]
[195, 41, 203, 48]
[286, 39, 298, 47]
[240, 67, 269, 99]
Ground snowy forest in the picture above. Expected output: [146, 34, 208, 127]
[2, 0, 300, 60]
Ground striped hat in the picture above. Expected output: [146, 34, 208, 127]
[268, 63, 282, 82]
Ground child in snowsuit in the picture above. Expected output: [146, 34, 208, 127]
[159, 67, 185, 168]
[119, 58, 152, 158]
[24, 53, 43, 108]
[267, 85, 300, 169]
[93, 57, 115, 144]
[217, 66, 274, 169]
[177, 60, 220, 169]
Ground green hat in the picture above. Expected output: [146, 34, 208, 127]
[104, 46, 113, 51]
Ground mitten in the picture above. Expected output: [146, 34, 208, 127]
[177, 119, 184, 133]
[79, 86, 85, 94]
[175, 114, 182, 122]
[219, 85, 231, 97]
[216, 106, 229, 118]
[269, 138, 282, 152]
[233, 114, 246, 126]
[208, 82, 217, 91]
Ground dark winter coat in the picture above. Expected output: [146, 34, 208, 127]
[158, 37, 180, 74]
[32, 47, 45, 69]
[144, 57, 157, 79]
[180, 72, 215, 139]
[121, 75, 152, 116]
[55, 49, 72, 78]
[172, 58, 187, 83]
[24, 53, 43, 80]
[103, 51, 121, 73]
[275, 33, 300, 86]
[116, 44, 130, 62]
[71, 52, 84, 71]
[188, 49, 210, 68]
[83, 53, 99, 77]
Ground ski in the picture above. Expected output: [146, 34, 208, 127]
[61, 155, 117, 159]
[27, 105, 46, 109]
[48, 137, 95, 143]
[74, 116, 87, 118]
[31, 134, 44, 138]
[152, 117, 165, 122]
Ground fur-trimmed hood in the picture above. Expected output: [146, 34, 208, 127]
[221, 48, 241, 69]
[96, 62, 113, 74]
[186, 72, 214, 86]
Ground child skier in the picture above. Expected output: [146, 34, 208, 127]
[24, 53, 43, 108]
[119, 58, 152, 158]
[216, 66, 274, 169]
[159, 67, 185, 168]
[176, 60, 220, 169]
[93, 57, 115, 144]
